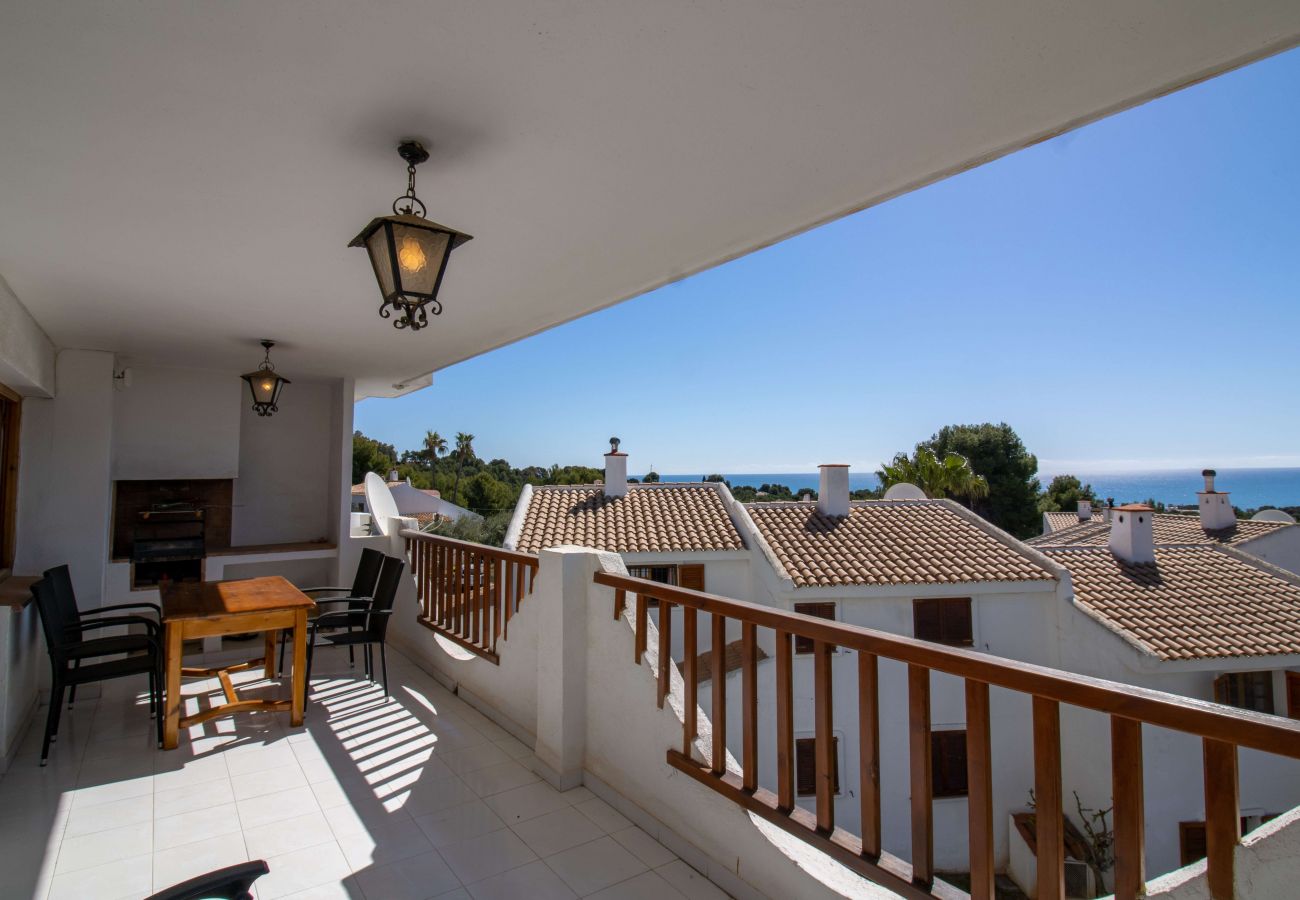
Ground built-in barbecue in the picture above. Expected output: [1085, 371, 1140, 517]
[112, 480, 233, 590]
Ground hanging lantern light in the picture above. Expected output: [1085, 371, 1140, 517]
[350, 140, 473, 332]
[240, 340, 290, 417]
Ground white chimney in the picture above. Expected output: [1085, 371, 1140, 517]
[1077, 499, 1092, 522]
[388, 468, 399, 483]
[817, 464, 850, 518]
[604, 437, 627, 498]
[1108, 504, 1155, 564]
[1197, 468, 1234, 530]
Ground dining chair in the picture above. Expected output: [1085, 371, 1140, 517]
[43, 564, 161, 708]
[31, 577, 164, 764]
[305, 554, 404, 701]
[146, 860, 269, 900]
[279, 546, 385, 671]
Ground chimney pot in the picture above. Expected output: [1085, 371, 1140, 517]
[1077, 499, 1092, 522]
[817, 464, 850, 517]
[1197, 468, 1234, 530]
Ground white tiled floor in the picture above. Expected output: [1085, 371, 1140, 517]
[0, 643, 731, 900]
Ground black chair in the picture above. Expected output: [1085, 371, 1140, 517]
[31, 577, 163, 765]
[279, 547, 385, 671]
[44, 564, 161, 708]
[146, 860, 269, 900]
[305, 554, 404, 700]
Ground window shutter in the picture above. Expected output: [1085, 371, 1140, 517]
[913, 598, 940, 641]
[794, 602, 835, 654]
[1180, 821, 1207, 866]
[931, 730, 969, 797]
[1287, 672, 1300, 719]
[1213, 674, 1229, 705]
[678, 564, 705, 592]
[796, 738, 816, 796]
[941, 598, 973, 646]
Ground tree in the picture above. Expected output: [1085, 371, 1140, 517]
[643, 469, 661, 483]
[352, 431, 396, 484]
[703, 474, 729, 486]
[452, 432, 475, 505]
[921, 423, 1041, 538]
[877, 447, 989, 502]
[1038, 474, 1095, 513]
[462, 471, 515, 514]
[423, 430, 447, 482]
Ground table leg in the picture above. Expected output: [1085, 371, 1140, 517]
[291, 609, 307, 726]
[264, 629, 277, 679]
[164, 622, 183, 750]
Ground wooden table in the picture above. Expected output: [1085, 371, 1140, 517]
[161, 575, 314, 749]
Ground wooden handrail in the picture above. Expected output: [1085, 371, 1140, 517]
[404, 531, 538, 662]
[595, 568, 1300, 900]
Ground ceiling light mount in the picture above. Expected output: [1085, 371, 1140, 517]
[351, 140, 472, 332]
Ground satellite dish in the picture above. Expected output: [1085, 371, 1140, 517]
[884, 482, 927, 501]
[365, 471, 401, 535]
[1251, 509, 1296, 524]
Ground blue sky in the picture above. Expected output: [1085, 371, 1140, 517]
[357, 47, 1300, 477]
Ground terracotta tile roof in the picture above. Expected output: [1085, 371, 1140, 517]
[696, 639, 769, 683]
[514, 485, 745, 554]
[1044, 510, 1099, 532]
[1031, 513, 1291, 549]
[1042, 546, 1300, 660]
[746, 501, 1056, 588]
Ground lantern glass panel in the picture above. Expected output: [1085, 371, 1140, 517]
[388, 222, 451, 297]
[248, 368, 279, 405]
[364, 226, 398, 300]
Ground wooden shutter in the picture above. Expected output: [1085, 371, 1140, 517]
[794, 602, 835, 654]
[913, 598, 941, 642]
[1180, 821, 1207, 866]
[940, 598, 973, 646]
[796, 736, 838, 796]
[931, 730, 969, 797]
[678, 564, 705, 592]
[1287, 672, 1300, 719]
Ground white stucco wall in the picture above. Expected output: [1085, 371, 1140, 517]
[1238, 527, 1300, 579]
[111, 365, 242, 480]
[231, 378, 335, 546]
[0, 602, 42, 771]
[0, 274, 55, 398]
[1146, 804, 1300, 900]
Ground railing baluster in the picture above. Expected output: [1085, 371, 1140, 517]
[503, 560, 513, 640]
[908, 664, 933, 886]
[614, 587, 626, 620]
[516, 561, 525, 614]
[1033, 697, 1064, 900]
[683, 606, 697, 754]
[1203, 738, 1239, 900]
[814, 639, 834, 833]
[858, 652, 880, 860]
[1111, 716, 1145, 900]
[966, 680, 994, 900]
[657, 600, 673, 709]
[741, 621, 757, 792]
[711, 612, 727, 774]
[634, 594, 647, 664]
[776, 629, 794, 812]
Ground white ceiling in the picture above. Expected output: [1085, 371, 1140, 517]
[2, 2, 1298, 398]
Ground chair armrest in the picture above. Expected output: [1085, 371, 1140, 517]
[92, 601, 162, 616]
[64, 632, 161, 659]
[73, 616, 159, 633]
[314, 596, 375, 607]
[310, 609, 369, 631]
[300, 585, 352, 594]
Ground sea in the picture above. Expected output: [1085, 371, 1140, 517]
[658, 468, 1300, 510]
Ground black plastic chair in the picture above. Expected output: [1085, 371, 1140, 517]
[44, 564, 161, 708]
[146, 860, 269, 900]
[279, 547, 385, 671]
[305, 554, 404, 700]
[31, 577, 163, 765]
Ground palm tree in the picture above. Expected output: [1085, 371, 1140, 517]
[423, 430, 446, 484]
[452, 432, 475, 505]
[877, 448, 988, 501]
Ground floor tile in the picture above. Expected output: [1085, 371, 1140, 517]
[611, 826, 677, 867]
[243, 810, 337, 859]
[257, 840, 353, 899]
[400, 774, 480, 817]
[510, 806, 606, 857]
[543, 835, 647, 896]
[54, 819, 153, 874]
[491, 736, 533, 760]
[232, 761, 310, 800]
[47, 853, 153, 900]
[437, 741, 512, 775]
[155, 775, 235, 819]
[155, 801, 242, 851]
[237, 784, 321, 829]
[352, 847, 461, 900]
[459, 760, 539, 798]
[338, 814, 435, 870]
[153, 829, 249, 890]
[440, 828, 538, 884]
[63, 791, 153, 838]
[574, 797, 633, 834]
[466, 859, 577, 900]
[415, 799, 506, 848]
[655, 860, 731, 900]
[587, 869, 689, 899]
[482, 780, 570, 825]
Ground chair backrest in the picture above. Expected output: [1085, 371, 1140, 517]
[351, 547, 385, 598]
[43, 564, 82, 632]
[30, 578, 73, 663]
[367, 555, 405, 640]
[146, 860, 270, 900]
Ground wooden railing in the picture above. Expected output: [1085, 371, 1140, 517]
[594, 570, 1300, 900]
[404, 530, 538, 663]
